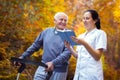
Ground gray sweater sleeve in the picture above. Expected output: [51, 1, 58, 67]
[20, 32, 44, 58]
[52, 47, 71, 65]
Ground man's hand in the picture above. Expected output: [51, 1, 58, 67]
[12, 57, 23, 66]
[45, 62, 54, 72]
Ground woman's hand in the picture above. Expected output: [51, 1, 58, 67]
[64, 40, 78, 58]
[71, 36, 85, 45]
[64, 40, 72, 50]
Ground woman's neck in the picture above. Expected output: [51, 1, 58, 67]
[87, 26, 96, 32]
[86, 27, 96, 35]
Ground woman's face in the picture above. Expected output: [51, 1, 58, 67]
[82, 12, 96, 31]
[54, 15, 67, 30]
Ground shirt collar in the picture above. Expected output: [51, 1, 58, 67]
[85, 28, 97, 36]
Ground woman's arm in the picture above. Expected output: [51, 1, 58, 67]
[64, 41, 78, 58]
[83, 41, 103, 61]
[71, 36, 103, 61]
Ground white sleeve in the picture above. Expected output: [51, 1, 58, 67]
[95, 30, 107, 51]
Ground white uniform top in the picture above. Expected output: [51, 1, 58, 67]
[73, 28, 107, 80]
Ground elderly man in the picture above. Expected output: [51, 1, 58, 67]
[20, 12, 71, 80]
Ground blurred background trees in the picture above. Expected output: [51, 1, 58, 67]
[0, 0, 120, 80]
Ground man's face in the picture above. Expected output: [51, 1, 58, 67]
[54, 15, 68, 30]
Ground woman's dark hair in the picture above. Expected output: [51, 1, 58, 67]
[85, 10, 101, 29]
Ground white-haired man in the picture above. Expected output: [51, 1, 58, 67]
[20, 12, 71, 80]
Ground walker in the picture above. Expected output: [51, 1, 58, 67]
[11, 57, 52, 80]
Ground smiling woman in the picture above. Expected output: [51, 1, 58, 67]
[82, 10, 101, 32]
[65, 9, 107, 80]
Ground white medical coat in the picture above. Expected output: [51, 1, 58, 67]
[73, 28, 107, 80]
